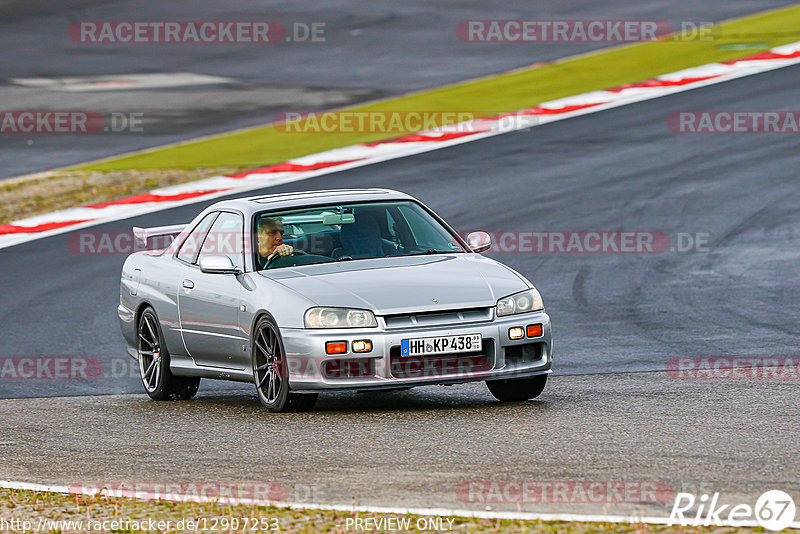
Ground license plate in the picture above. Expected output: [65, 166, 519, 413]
[401, 334, 482, 357]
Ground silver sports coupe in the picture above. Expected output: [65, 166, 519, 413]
[118, 189, 552, 411]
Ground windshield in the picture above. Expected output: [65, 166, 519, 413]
[253, 200, 466, 270]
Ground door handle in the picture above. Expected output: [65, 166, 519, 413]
[182, 279, 194, 289]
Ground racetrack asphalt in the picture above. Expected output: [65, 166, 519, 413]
[1, 63, 799, 398]
[1, 3, 799, 517]
[0, 0, 795, 178]
[0, 371, 796, 517]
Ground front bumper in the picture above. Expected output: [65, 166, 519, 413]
[282, 310, 552, 392]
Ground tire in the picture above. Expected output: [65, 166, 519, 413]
[486, 374, 547, 402]
[252, 316, 317, 412]
[137, 307, 200, 400]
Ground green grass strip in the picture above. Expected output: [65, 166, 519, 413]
[77, 4, 800, 171]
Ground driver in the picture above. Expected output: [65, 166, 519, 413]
[257, 217, 293, 269]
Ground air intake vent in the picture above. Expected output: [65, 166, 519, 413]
[383, 307, 492, 329]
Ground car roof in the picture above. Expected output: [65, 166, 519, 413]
[210, 188, 417, 214]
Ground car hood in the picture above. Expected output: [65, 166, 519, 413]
[261, 254, 530, 315]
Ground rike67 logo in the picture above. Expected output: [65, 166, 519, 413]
[669, 490, 797, 531]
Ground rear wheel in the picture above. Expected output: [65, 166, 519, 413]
[137, 307, 200, 400]
[486, 374, 547, 402]
[252, 316, 317, 412]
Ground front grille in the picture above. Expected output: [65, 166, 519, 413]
[389, 340, 494, 379]
[383, 307, 492, 329]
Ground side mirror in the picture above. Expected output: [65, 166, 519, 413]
[467, 231, 492, 253]
[199, 255, 240, 274]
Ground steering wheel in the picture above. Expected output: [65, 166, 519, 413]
[264, 249, 307, 269]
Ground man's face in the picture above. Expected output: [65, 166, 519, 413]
[258, 224, 284, 256]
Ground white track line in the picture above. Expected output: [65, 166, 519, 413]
[5, 479, 797, 528]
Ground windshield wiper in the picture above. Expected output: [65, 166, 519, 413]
[394, 248, 459, 257]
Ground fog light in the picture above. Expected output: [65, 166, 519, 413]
[325, 341, 348, 354]
[526, 324, 543, 338]
[508, 327, 525, 340]
[352, 340, 372, 353]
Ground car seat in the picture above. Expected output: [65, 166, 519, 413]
[334, 213, 384, 259]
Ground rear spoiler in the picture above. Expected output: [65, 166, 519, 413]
[133, 224, 186, 246]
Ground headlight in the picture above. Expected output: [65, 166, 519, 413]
[496, 288, 543, 317]
[304, 307, 378, 329]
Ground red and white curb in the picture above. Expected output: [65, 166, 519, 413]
[2, 40, 800, 250]
[3, 479, 795, 528]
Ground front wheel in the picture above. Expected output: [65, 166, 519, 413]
[137, 307, 200, 400]
[486, 374, 547, 402]
[252, 316, 317, 412]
